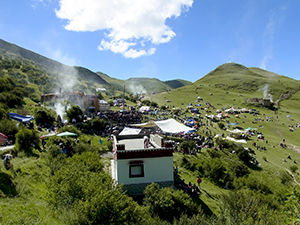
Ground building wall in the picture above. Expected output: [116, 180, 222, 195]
[115, 156, 173, 185]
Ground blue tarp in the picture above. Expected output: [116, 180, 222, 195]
[191, 108, 199, 113]
[228, 123, 240, 125]
[8, 113, 34, 123]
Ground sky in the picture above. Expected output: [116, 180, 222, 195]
[1, 0, 300, 82]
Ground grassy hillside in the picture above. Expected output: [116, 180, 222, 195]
[0, 39, 108, 96]
[147, 62, 300, 172]
[2, 40, 300, 223]
[98, 73, 192, 94]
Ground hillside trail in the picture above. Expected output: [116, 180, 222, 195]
[285, 169, 300, 187]
[274, 86, 300, 109]
[288, 143, 300, 154]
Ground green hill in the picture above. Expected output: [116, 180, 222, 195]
[2, 40, 300, 224]
[0, 39, 108, 96]
[97, 73, 192, 94]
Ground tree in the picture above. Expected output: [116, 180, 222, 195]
[0, 118, 18, 142]
[65, 105, 83, 123]
[150, 101, 158, 108]
[141, 100, 151, 106]
[34, 108, 56, 126]
[220, 190, 283, 224]
[160, 105, 167, 110]
[49, 152, 145, 224]
[15, 128, 40, 155]
[143, 183, 198, 222]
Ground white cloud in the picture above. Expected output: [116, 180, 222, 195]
[55, 0, 193, 58]
[260, 6, 286, 70]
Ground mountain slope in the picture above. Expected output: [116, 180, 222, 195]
[0, 39, 108, 94]
[97, 73, 192, 94]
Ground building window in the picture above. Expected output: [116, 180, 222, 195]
[129, 163, 144, 178]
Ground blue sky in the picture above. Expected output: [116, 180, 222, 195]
[1, 0, 300, 82]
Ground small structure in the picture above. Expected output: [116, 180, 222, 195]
[0, 133, 8, 146]
[111, 133, 174, 195]
[247, 98, 273, 108]
[98, 100, 110, 111]
[138, 106, 152, 113]
[113, 98, 126, 107]
[41, 91, 111, 112]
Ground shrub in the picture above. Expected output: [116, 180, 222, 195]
[34, 108, 56, 126]
[65, 105, 83, 123]
[48, 152, 144, 224]
[279, 170, 293, 184]
[263, 156, 267, 162]
[143, 183, 198, 222]
[15, 128, 40, 156]
[290, 165, 298, 173]
[0, 118, 18, 140]
[218, 122, 225, 129]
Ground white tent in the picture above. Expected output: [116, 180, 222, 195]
[130, 118, 194, 134]
[119, 127, 142, 135]
[154, 119, 195, 133]
[227, 129, 244, 133]
[139, 106, 151, 113]
[225, 136, 247, 144]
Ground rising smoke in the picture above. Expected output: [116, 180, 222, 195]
[51, 66, 80, 119]
[126, 82, 147, 94]
[261, 84, 273, 102]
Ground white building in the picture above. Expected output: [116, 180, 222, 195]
[111, 133, 174, 195]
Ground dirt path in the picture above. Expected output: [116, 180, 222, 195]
[285, 169, 300, 186]
[274, 86, 300, 109]
[288, 143, 300, 154]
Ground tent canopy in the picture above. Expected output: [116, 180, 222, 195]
[119, 127, 142, 135]
[130, 118, 194, 133]
[139, 106, 151, 113]
[0, 132, 8, 139]
[8, 113, 34, 123]
[155, 119, 195, 133]
[225, 136, 247, 144]
[56, 132, 78, 137]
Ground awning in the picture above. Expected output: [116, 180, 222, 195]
[0, 133, 8, 139]
[8, 113, 34, 122]
[56, 132, 78, 137]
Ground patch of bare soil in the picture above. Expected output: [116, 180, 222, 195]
[288, 144, 300, 154]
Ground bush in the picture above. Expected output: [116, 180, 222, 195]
[0, 118, 18, 140]
[143, 183, 198, 222]
[178, 140, 195, 151]
[204, 158, 231, 187]
[290, 165, 298, 173]
[218, 122, 225, 129]
[59, 125, 81, 135]
[220, 191, 283, 224]
[279, 170, 293, 184]
[65, 105, 83, 123]
[48, 152, 144, 224]
[34, 108, 56, 126]
[15, 128, 40, 156]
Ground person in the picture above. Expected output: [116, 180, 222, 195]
[99, 139, 103, 146]
[3, 154, 12, 170]
[88, 139, 91, 145]
[175, 166, 178, 175]
[42, 139, 46, 149]
[197, 177, 202, 189]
